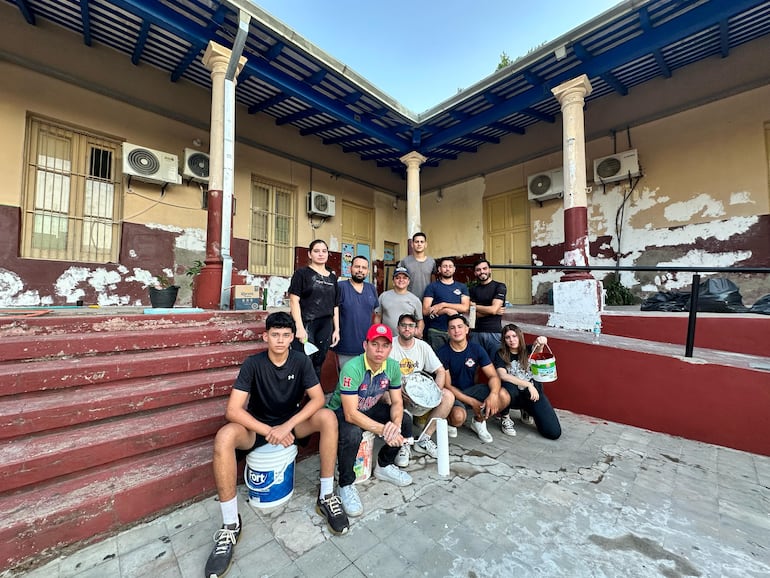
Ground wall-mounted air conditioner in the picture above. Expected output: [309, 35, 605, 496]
[593, 149, 640, 183]
[527, 168, 564, 203]
[181, 148, 210, 183]
[122, 143, 181, 185]
[307, 191, 336, 217]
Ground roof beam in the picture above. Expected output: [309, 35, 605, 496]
[521, 108, 555, 123]
[300, 120, 346, 136]
[719, 19, 730, 57]
[468, 133, 500, 144]
[265, 41, 284, 60]
[248, 93, 290, 114]
[422, 0, 757, 150]
[442, 143, 477, 154]
[131, 20, 151, 65]
[342, 142, 392, 154]
[79, 0, 92, 46]
[275, 108, 321, 126]
[573, 42, 627, 95]
[490, 122, 525, 135]
[13, 0, 35, 25]
[307, 69, 327, 85]
[639, 7, 671, 77]
[322, 133, 364, 145]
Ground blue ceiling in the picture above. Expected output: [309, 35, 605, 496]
[6, 0, 770, 178]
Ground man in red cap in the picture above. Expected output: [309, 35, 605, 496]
[327, 323, 413, 517]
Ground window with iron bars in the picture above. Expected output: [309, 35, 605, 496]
[250, 176, 295, 276]
[22, 116, 122, 262]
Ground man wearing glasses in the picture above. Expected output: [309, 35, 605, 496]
[390, 313, 456, 467]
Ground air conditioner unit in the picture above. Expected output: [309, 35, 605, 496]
[122, 143, 181, 185]
[593, 149, 640, 183]
[307, 191, 336, 217]
[181, 148, 210, 183]
[527, 168, 564, 203]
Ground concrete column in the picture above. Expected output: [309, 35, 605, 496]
[196, 42, 246, 309]
[400, 151, 427, 253]
[549, 74, 603, 330]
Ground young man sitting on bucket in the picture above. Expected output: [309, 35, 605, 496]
[205, 311, 348, 578]
[327, 323, 414, 518]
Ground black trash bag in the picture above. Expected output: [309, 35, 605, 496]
[690, 277, 749, 313]
[640, 290, 689, 312]
[750, 294, 770, 315]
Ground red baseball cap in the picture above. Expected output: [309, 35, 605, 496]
[365, 323, 393, 343]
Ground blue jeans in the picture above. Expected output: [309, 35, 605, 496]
[470, 331, 502, 361]
[335, 403, 413, 487]
[501, 381, 561, 440]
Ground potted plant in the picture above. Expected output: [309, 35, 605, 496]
[185, 259, 204, 307]
[149, 273, 179, 308]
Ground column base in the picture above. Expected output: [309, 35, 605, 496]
[548, 278, 604, 330]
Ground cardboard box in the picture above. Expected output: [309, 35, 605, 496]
[234, 285, 262, 310]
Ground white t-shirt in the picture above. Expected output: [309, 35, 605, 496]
[389, 337, 443, 382]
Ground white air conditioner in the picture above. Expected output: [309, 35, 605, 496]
[527, 168, 564, 203]
[307, 191, 336, 217]
[122, 143, 181, 185]
[593, 149, 640, 183]
[181, 148, 210, 183]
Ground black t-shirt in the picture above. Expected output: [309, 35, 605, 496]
[470, 280, 507, 333]
[288, 266, 339, 323]
[233, 349, 318, 426]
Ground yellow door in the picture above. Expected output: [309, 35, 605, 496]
[341, 201, 374, 279]
[484, 189, 531, 304]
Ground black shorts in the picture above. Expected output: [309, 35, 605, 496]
[235, 430, 311, 462]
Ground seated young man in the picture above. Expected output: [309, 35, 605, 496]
[438, 313, 511, 444]
[327, 323, 413, 518]
[205, 311, 348, 578]
[389, 313, 456, 467]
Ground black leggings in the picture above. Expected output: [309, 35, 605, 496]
[291, 315, 333, 383]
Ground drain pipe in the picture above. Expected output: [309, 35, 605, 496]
[219, 9, 251, 310]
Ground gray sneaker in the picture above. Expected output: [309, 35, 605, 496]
[413, 437, 438, 458]
[374, 463, 413, 486]
[395, 444, 410, 467]
[338, 484, 363, 517]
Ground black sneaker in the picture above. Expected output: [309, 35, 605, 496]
[204, 514, 241, 578]
[316, 493, 350, 535]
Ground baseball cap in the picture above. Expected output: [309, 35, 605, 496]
[398, 313, 417, 325]
[393, 266, 410, 278]
[365, 323, 393, 343]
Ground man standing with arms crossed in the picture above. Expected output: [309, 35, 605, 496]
[335, 255, 380, 369]
[422, 257, 470, 353]
[469, 259, 507, 360]
[399, 232, 435, 300]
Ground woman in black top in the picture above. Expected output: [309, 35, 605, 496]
[288, 239, 340, 382]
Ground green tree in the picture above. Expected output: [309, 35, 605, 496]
[496, 51, 512, 71]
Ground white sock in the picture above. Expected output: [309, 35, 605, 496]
[220, 496, 239, 527]
[319, 476, 334, 498]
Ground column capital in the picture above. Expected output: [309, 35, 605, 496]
[551, 74, 593, 104]
[203, 41, 247, 77]
[400, 151, 427, 168]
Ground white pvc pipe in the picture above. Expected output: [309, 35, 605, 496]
[435, 418, 450, 476]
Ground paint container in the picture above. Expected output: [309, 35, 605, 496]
[353, 431, 375, 484]
[529, 344, 557, 383]
[245, 443, 298, 509]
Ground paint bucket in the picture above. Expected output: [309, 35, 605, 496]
[353, 431, 375, 484]
[529, 344, 557, 383]
[244, 443, 298, 509]
[403, 372, 442, 416]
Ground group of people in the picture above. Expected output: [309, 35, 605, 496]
[203, 234, 561, 578]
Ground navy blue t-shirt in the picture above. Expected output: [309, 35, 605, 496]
[423, 280, 469, 332]
[437, 341, 491, 391]
[336, 280, 379, 355]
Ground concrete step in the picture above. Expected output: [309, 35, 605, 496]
[0, 399, 225, 493]
[0, 438, 215, 573]
[0, 341, 260, 397]
[0, 366, 238, 440]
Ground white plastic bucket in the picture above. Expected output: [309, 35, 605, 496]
[353, 431, 375, 484]
[529, 344, 557, 383]
[244, 443, 298, 509]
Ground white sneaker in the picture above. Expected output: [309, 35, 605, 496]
[520, 410, 534, 425]
[374, 463, 413, 486]
[413, 437, 439, 458]
[338, 484, 363, 517]
[395, 444, 410, 467]
[446, 425, 458, 438]
[469, 419, 493, 443]
[501, 414, 517, 437]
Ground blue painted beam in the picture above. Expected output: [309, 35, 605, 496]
[521, 108, 554, 123]
[248, 93, 289, 114]
[468, 133, 500, 144]
[442, 143, 477, 154]
[490, 122, 525, 135]
[639, 7, 671, 78]
[79, 0, 92, 46]
[719, 19, 730, 57]
[600, 71, 628, 96]
[300, 120, 346, 136]
[426, 151, 458, 160]
[13, 0, 35, 25]
[307, 69, 327, 85]
[131, 20, 151, 65]
[342, 142, 392, 154]
[275, 108, 321, 125]
[171, 45, 204, 82]
[265, 41, 284, 60]
[322, 133, 363, 145]
[343, 91, 363, 104]
[422, 0, 759, 150]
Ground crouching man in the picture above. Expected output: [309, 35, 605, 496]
[205, 312, 348, 578]
[327, 323, 414, 518]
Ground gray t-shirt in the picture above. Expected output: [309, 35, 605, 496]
[376, 289, 424, 334]
[399, 255, 436, 299]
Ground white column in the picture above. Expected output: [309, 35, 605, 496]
[400, 151, 427, 245]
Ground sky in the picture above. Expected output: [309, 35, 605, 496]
[252, 0, 621, 113]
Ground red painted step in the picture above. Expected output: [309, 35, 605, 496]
[0, 399, 226, 493]
[0, 439, 216, 573]
[0, 366, 239, 440]
[0, 341, 261, 396]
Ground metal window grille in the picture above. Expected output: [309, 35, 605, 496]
[249, 177, 296, 276]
